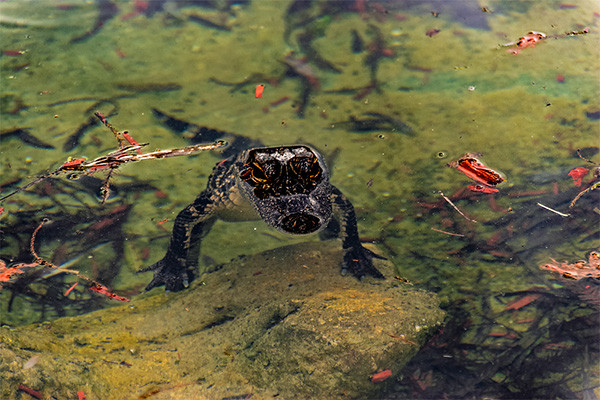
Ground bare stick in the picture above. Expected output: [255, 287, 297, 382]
[100, 169, 115, 205]
[537, 202, 570, 217]
[576, 149, 596, 164]
[439, 191, 477, 223]
[30, 218, 48, 264]
[430, 227, 465, 237]
[0, 172, 59, 202]
[569, 182, 600, 208]
[126, 141, 227, 161]
[30, 219, 80, 275]
[28, 219, 128, 300]
[94, 111, 127, 148]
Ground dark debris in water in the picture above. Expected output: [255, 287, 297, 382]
[0, 128, 55, 150]
[585, 109, 600, 120]
[377, 171, 600, 397]
[332, 112, 413, 135]
[0, 193, 134, 324]
[70, 0, 119, 44]
[573, 146, 599, 160]
[388, 302, 598, 399]
[69, 0, 251, 43]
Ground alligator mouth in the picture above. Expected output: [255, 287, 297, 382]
[280, 213, 320, 234]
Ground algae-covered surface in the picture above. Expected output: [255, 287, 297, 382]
[0, 242, 444, 399]
[1, 0, 599, 399]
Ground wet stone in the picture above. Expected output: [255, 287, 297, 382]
[0, 241, 444, 400]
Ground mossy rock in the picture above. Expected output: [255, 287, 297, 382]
[0, 241, 444, 399]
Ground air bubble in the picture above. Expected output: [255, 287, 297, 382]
[434, 150, 449, 159]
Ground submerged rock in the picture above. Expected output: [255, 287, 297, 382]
[0, 241, 444, 400]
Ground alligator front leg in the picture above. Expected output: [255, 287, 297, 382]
[140, 192, 217, 291]
[331, 185, 385, 279]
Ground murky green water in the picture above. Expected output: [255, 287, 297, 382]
[1, 0, 599, 398]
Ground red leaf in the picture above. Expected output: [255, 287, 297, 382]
[568, 167, 589, 186]
[371, 370, 392, 383]
[255, 84, 265, 98]
[505, 293, 541, 310]
[448, 153, 505, 186]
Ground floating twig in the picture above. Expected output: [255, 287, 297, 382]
[576, 148, 597, 164]
[565, 27, 590, 36]
[387, 332, 418, 346]
[536, 202, 570, 217]
[5, 218, 131, 301]
[0, 112, 226, 202]
[30, 219, 85, 276]
[502, 28, 589, 55]
[430, 227, 465, 237]
[439, 191, 477, 223]
[569, 182, 600, 208]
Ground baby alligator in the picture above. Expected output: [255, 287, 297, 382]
[141, 145, 384, 291]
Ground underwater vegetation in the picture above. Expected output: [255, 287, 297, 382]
[1, 0, 599, 398]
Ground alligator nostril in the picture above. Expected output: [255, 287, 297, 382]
[280, 213, 320, 234]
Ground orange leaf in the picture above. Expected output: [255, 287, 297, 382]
[505, 293, 541, 310]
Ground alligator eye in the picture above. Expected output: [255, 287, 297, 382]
[290, 156, 322, 183]
[307, 157, 322, 180]
[309, 158, 323, 180]
[249, 161, 281, 184]
[289, 157, 310, 174]
[280, 213, 320, 234]
[261, 160, 281, 181]
[250, 162, 268, 183]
